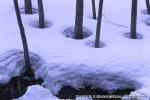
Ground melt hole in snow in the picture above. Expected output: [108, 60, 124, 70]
[20, 8, 38, 14]
[62, 26, 92, 39]
[85, 40, 106, 48]
[124, 33, 143, 40]
[143, 17, 150, 26]
[30, 20, 53, 29]
[141, 9, 150, 15]
[0, 76, 43, 100]
[56, 85, 136, 100]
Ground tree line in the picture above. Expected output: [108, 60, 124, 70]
[13, 0, 149, 78]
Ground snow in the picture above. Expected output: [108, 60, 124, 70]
[122, 87, 150, 100]
[18, 85, 92, 100]
[0, 0, 150, 100]
[0, 49, 44, 85]
[0, 75, 10, 85]
[17, 85, 59, 100]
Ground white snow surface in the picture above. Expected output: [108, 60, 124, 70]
[17, 85, 59, 100]
[0, 0, 150, 100]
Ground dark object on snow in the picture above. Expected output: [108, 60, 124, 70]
[146, 0, 150, 14]
[14, 0, 34, 78]
[75, 0, 84, 39]
[95, 0, 104, 48]
[37, 0, 45, 28]
[130, 0, 138, 39]
[24, 0, 32, 14]
[92, 0, 97, 19]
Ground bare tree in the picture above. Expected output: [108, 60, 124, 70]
[95, 0, 104, 48]
[130, 0, 138, 39]
[75, 0, 84, 39]
[91, 0, 96, 19]
[146, 0, 150, 14]
[24, 0, 32, 14]
[37, 0, 45, 28]
[14, 0, 34, 77]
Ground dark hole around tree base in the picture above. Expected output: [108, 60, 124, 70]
[0, 76, 43, 100]
[56, 85, 135, 100]
[20, 8, 38, 14]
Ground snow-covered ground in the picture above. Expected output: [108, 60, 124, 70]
[1, 0, 150, 100]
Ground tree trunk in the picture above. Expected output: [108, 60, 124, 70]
[37, 0, 45, 28]
[13, 0, 34, 78]
[130, 0, 138, 39]
[75, 0, 84, 39]
[24, 0, 32, 14]
[95, 0, 103, 48]
[146, 0, 150, 14]
[92, 0, 96, 19]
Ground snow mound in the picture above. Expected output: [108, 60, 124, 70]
[17, 85, 93, 100]
[17, 85, 58, 100]
[0, 49, 44, 85]
[41, 64, 142, 95]
[122, 87, 150, 100]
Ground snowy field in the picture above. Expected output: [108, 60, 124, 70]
[1, 0, 150, 100]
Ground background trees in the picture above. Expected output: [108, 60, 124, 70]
[130, 0, 138, 39]
[37, 0, 45, 28]
[91, 0, 96, 19]
[95, 0, 103, 48]
[16, 0, 142, 49]
[24, 0, 32, 14]
[75, 0, 84, 39]
[146, 0, 150, 14]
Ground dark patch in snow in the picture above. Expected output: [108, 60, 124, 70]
[20, 8, 38, 14]
[124, 33, 143, 39]
[0, 76, 43, 100]
[56, 85, 135, 100]
[62, 26, 92, 39]
[85, 40, 106, 48]
[30, 20, 52, 29]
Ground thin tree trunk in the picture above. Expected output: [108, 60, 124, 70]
[95, 0, 103, 48]
[13, 0, 33, 78]
[146, 0, 150, 14]
[130, 0, 138, 39]
[24, 0, 32, 14]
[37, 0, 45, 28]
[92, 0, 96, 19]
[75, 0, 84, 39]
